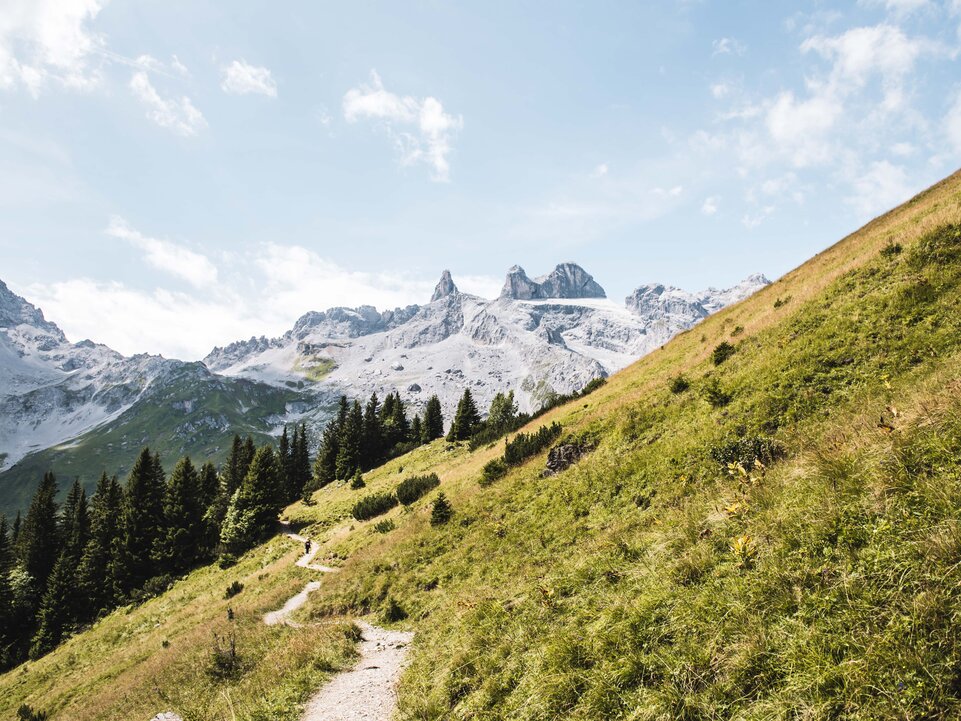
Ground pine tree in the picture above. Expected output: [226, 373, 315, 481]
[422, 395, 445, 442]
[411, 414, 423, 445]
[225, 435, 245, 497]
[197, 462, 219, 514]
[382, 392, 410, 450]
[60, 480, 90, 561]
[77, 473, 122, 619]
[11, 511, 21, 545]
[156, 456, 203, 573]
[220, 446, 282, 553]
[18, 472, 60, 591]
[241, 446, 283, 533]
[29, 552, 76, 658]
[31, 481, 89, 658]
[362, 393, 384, 469]
[487, 391, 518, 433]
[292, 423, 311, 499]
[350, 469, 366, 489]
[313, 421, 340, 489]
[430, 493, 453, 526]
[278, 426, 292, 501]
[447, 389, 480, 441]
[336, 401, 363, 479]
[0, 516, 13, 659]
[115, 448, 166, 593]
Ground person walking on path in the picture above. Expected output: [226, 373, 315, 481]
[304, 539, 312, 555]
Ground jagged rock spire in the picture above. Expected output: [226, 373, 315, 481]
[499, 262, 606, 300]
[431, 270, 459, 302]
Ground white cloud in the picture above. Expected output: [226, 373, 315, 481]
[845, 160, 914, 218]
[0, 0, 106, 96]
[712, 37, 746, 56]
[858, 0, 931, 17]
[701, 196, 719, 215]
[130, 71, 207, 136]
[945, 87, 961, 153]
[220, 59, 277, 97]
[343, 70, 463, 182]
[711, 81, 733, 99]
[107, 216, 218, 287]
[590, 162, 609, 178]
[742, 206, 774, 229]
[801, 24, 928, 99]
[22, 235, 503, 359]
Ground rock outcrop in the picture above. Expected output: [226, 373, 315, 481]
[500, 263, 606, 300]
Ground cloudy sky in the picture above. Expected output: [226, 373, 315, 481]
[3, 1, 961, 360]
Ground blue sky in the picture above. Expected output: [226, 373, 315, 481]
[3, 0, 961, 359]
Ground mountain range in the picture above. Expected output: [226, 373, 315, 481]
[0, 264, 768, 515]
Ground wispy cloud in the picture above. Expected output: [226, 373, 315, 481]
[23, 221, 501, 359]
[343, 70, 463, 182]
[712, 37, 747, 56]
[130, 71, 207, 136]
[0, 0, 107, 96]
[220, 59, 277, 97]
[107, 216, 218, 287]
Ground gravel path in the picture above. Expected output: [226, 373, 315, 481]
[262, 530, 415, 720]
[300, 622, 414, 721]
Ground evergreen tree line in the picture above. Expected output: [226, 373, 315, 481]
[0, 424, 313, 670]
[311, 392, 446, 490]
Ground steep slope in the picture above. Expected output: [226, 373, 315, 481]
[6, 172, 961, 720]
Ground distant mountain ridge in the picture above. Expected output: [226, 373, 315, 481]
[0, 264, 768, 515]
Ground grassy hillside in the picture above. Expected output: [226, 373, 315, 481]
[0, 367, 309, 519]
[3, 169, 961, 720]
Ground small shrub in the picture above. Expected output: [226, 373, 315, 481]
[218, 553, 238, 569]
[224, 580, 244, 599]
[880, 241, 903, 257]
[731, 325, 744, 337]
[351, 491, 399, 521]
[373, 519, 396, 534]
[17, 705, 49, 721]
[711, 341, 736, 365]
[480, 458, 508, 487]
[669, 375, 690, 394]
[773, 296, 792, 308]
[710, 435, 786, 468]
[208, 632, 243, 680]
[350, 470, 366, 489]
[579, 377, 607, 396]
[703, 379, 733, 408]
[383, 597, 408, 622]
[431, 493, 453, 526]
[396, 473, 441, 505]
[504, 423, 563, 466]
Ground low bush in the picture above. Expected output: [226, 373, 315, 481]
[351, 491, 399, 521]
[703, 379, 733, 408]
[396, 473, 441, 505]
[480, 458, 508, 487]
[504, 423, 563, 466]
[224, 580, 244, 599]
[709, 435, 786, 468]
[373, 519, 396, 534]
[669, 375, 690, 394]
[711, 341, 736, 365]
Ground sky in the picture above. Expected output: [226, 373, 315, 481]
[2, 0, 961, 360]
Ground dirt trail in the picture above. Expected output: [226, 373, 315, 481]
[300, 622, 414, 721]
[262, 531, 415, 720]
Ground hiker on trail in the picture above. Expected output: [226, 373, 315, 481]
[305, 539, 311, 555]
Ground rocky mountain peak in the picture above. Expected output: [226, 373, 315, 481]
[431, 270, 459, 302]
[0, 279, 64, 338]
[535, 262, 606, 299]
[500, 263, 606, 300]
